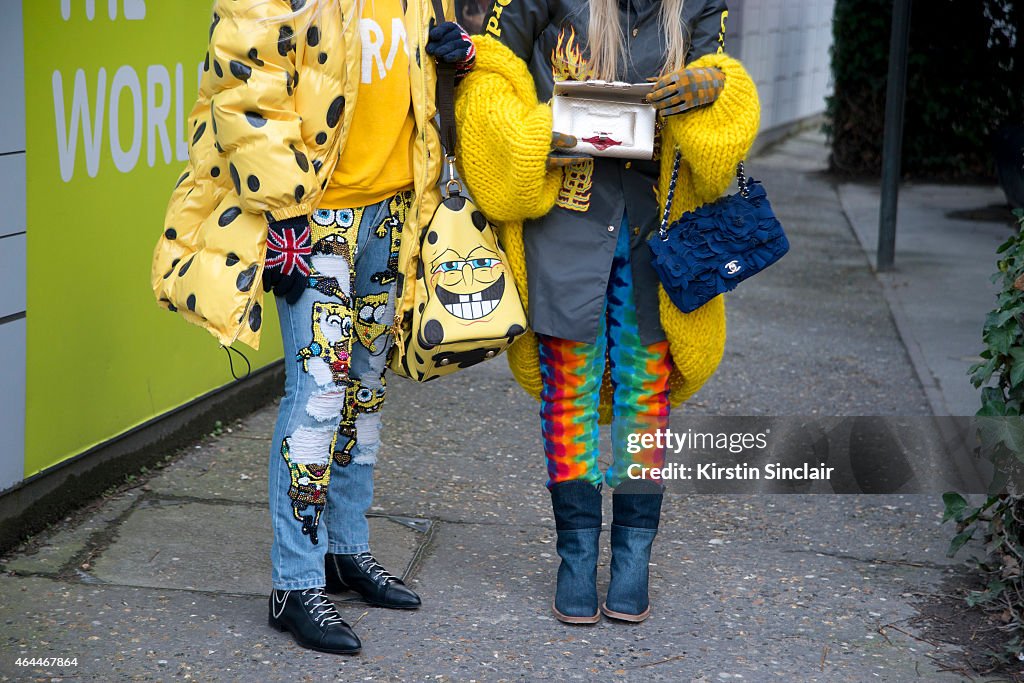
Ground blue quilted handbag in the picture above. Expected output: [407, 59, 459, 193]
[649, 151, 789, 313]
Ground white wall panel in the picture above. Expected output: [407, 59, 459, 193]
[0, 234, 26, 318]
[0, 153, 27, 238]
[0, 318, 26, 491]
[0, 0, 25, 493]
[730, 0, 835, 133]
[0, 0, 25, 153]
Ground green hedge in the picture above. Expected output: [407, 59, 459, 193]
[947, 209, 1024, 670]
[827, 0, 1024, 181]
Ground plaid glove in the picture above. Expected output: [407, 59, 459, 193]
[546, 131, 591, 170]
[426, 21, 476, 80]
[262, 216, 312, 305]
[649, 66, 726, 117]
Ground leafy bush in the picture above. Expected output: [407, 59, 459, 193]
[945, 209, 1024, 667]
[828, 0, 1024, 181]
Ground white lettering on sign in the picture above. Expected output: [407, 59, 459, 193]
[61, 0, 146, 21]
[52, 63, 202, 181]
[174, 64, 190, 163]
[146, 64, 171, 167]
[109, 65, 143, 173]
[53, 69, 106, 181]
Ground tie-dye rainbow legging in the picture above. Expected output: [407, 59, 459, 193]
[538, 218, 672, 489]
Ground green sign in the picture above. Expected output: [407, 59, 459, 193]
[23, 0, 282, 477]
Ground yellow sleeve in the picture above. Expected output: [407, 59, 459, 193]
[208, 0, 319, 221]
[661, 52, 761, 204]
[454, 36, 562, 223]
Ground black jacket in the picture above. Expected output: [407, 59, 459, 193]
[483, 0, 729, 345]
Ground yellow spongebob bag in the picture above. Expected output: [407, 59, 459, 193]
[391, 179, 527, 381]
[389, 5, 527, 381]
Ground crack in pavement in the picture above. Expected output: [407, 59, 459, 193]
[781, 547, 953, 571]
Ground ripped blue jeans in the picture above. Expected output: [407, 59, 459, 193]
[268, 191, 411, 590]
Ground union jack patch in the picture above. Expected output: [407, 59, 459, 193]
[266, 225, 312, 276]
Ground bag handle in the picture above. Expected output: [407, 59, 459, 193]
[428, 0, 462, 196]
[658, 150, 751, 240]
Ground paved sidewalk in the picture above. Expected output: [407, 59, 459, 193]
[0, 132, 1000, 682]
[838, 180, 1011, 417]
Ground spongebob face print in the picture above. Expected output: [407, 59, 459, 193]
[394, 192, 527, 381]
[355, 291, 391, 353]
[428, 245, 506, 322]
[310, 207, 363, 254]
[414, 199, 525, 359]
[297, 301, 355, 385]
[308, 208, 362, 302]
[350, 378, 386, 414]
[281, 437, 330, 546]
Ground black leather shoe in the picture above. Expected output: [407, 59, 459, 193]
[325, 552, 422, 609]
[268, 588, 361, 655]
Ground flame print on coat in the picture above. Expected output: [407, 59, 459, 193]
[550, 25, 595, 212]
[551, 25, 593, 81]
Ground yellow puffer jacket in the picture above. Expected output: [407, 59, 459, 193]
[151, 0, 448, 354]
[455, 37, 760, 422]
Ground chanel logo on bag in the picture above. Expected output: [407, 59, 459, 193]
[724, 260, 742, 275]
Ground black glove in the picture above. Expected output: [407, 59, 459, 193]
[425, 20, 476, 79]
[262, 216, 312, 305]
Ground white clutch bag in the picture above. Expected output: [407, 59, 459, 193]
[551, 80, 656, 160]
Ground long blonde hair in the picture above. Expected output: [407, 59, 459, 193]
[256, 0, 687, 80]
[587, 0, 689, 80]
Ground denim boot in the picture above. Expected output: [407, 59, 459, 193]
[549, 480, 603, 624]
[603, 479, 663, 622]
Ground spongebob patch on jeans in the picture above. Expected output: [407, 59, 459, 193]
[297, 301, 355, 386]
[309, 207, 362, 302]
[355, 291, 391, 354]
[350, 378, 386, 414]
[371, 191, 412, 285]
[556, 159, 594, 212]
[281, 437, 330, 546]
[331, 421, 357, 467]
[331, 378, 387, 466]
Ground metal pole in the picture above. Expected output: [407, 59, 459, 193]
[877, 0, 913, 271]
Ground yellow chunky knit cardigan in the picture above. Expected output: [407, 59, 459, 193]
[454, 37, 761, 423]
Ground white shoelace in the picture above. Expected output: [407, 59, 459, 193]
[301, 588, 345, 628]
[354, 552, 397, 585]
